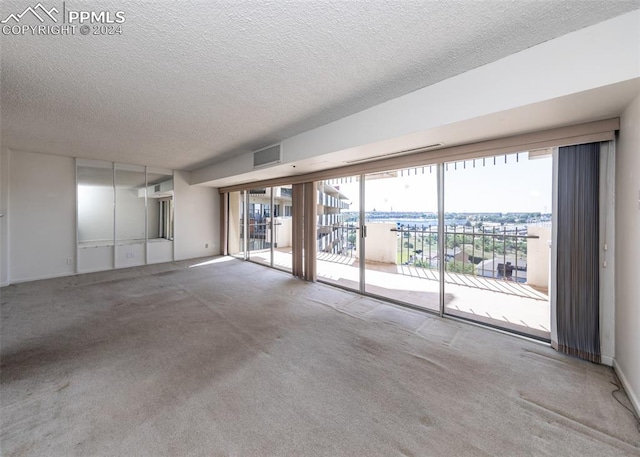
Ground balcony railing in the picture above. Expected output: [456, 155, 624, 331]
[317, 224, 358, 256]
[241, 221, 277, 252]
[393, 225, 537, 283]
[316, 222, 538, 283]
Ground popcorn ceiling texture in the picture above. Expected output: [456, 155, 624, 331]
[1, 0, 638, 170]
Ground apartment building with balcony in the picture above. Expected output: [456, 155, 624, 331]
[317, 183, 351, 255]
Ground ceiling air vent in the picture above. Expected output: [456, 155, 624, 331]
[253, 144, 282, 169]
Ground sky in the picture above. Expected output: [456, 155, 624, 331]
[331, 152, 553, 214]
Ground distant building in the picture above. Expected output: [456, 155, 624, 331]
[418, 247, 465, 268]
[476, 258, 527, 283]
[317, 183, 351, 254]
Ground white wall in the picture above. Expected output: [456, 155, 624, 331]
[599, 142, 616, 366]
[78, 245, 112, 273]
[614, 92, 640, 414]
[174, 171, 220, 260]
[0, 148, 9, 286]
[7, 150, 76, 282]
[115, 242, 145, 268]
[148, 240, 173, 264]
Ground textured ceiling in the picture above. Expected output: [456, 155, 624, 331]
[1, 0, 638, 171]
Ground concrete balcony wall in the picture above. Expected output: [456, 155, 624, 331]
[356, 223, 397, 264]
[526, 226, 551, 289]
[272, 217, 292, 248]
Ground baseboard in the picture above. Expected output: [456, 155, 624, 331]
[601, 355, 614, 367]
[77, 268, 112, 275]
[9, 271, 75, 284]
[0, 281, 9, 288]
[613, 359, 640, 416]
[3, 254, 218, 286]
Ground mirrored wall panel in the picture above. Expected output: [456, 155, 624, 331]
[115, 163, 146, 268]
[146, 168, 174, 264]
[76, 160, 175, 273]
[77, 160, 114, 273]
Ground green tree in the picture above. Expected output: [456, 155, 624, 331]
[445, 261, 475, 275]
[414, 259, 434, 269]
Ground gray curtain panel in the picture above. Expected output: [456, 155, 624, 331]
[557, 143, 600, 363]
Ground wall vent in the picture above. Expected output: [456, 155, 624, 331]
[253, 144, 282, 169]
[154, 184, 161, 192]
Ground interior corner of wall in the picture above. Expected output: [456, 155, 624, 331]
[600, 355, 614, 367]
[181, 170, 192, 184]
[613, 359, 640, 416]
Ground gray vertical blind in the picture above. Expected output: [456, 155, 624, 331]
[557, 143, 600, 363]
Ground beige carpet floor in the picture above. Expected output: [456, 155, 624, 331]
[1, 257, 638, 456]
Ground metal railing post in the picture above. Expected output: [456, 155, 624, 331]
[515, 225, 519, 282]
[429, 226, 433, 268]
[472, 225, 476, 275]
[492, 227, 496, 279]
[359, 175, 365, 294]
[503, 226, 507, 281]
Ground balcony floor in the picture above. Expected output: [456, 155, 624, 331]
[247, 248, 550, 340]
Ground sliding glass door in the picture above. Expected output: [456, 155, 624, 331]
[228, 190, 246, 259]
[312, 155, 551, 339]
[363, 168, 439, 312]
[270, 185, 293, 272]
[442, 152, 552, 339]
[315, 169, 440, 312]
[316, 177, 361, 291]
[227, 187, 293, 272]
[247, 188, 271, 265]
